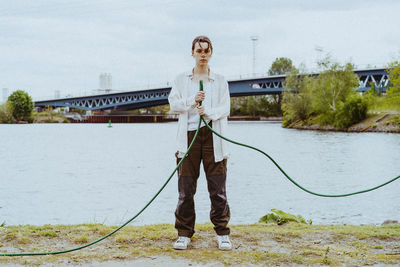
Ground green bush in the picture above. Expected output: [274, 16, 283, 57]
[374, 61, 400, 112]
[334, 96, 368, 129]
[230, 95, 282, 117]
[0, 101, 15, 123]
[313, 110, 336, 126]
[387, 61, 400, 104]
[259, 209, 312, 225]
[8, 90, 34, 121]
[26, 116, 34, 123]
[366, 82, 381, 97]
[282, 68, 313, 126]
[394, 114, 400, 127]
[282, 92, 312, 127]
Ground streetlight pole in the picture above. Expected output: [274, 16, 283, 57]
[250, 36, 259, 77]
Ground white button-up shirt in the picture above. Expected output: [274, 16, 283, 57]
[168, 71, 230, 162]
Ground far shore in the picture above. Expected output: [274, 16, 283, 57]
[285, 112, 400, 133]
[3, 112, 400, 134]
[1, 223, 399, 266]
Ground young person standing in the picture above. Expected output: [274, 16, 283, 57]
[168, 36, 231, 250]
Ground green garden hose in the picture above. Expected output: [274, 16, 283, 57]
[0, 119, 202, 257]
[202, 117, 400, 197]
[1, 87, 399, 256]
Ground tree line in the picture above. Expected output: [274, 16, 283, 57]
[2, 57, 399, 128]
[281, 56, 400, 129]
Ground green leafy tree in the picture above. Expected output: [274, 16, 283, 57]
[268, 57, 295, 75]
[267, 95, 282, 115]
[230, 96, 282, 117]
[363, 82, 382, 111]
[386, 61, 400, 105]
[366, 81, 381, 97]
[311, 58, 359, 114]
[230, 97, 244, 116]
[281, 67, 313, 126]
[245, 96, 259, 117]
[8, 90, 34, 121]
[259, 95, 281, 116]
[0, 101, 15, 123]
[281, 57, 367, 129]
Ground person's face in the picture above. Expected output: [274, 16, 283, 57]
[192, 41, 212, 66]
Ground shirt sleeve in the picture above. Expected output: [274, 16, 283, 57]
[203, 77, 230, 121]
[168, 76, 197, 114]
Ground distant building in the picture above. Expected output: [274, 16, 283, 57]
[2, 88, 9, 103]
[99, 73, 112, 92]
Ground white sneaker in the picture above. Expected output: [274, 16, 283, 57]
[173, 236, 191, 250]
[217, 235, 232, 250]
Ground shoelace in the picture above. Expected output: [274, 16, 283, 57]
[220, 236, 230, 244]
[176, 237, 187, 243]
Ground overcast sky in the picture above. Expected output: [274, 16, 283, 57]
[1, 0, 400, 100]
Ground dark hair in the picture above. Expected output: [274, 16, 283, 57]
[191, 36, 213, 54]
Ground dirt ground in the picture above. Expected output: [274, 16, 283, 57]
[1, 223, 399, 266]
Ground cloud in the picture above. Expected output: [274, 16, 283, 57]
[0, 0, 399, 99]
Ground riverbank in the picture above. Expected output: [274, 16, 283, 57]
[21, 114, 282, 124]
[32, 112, 69, 123]
[1, 223, 399, 266]
[286, 112, 400, 133]
[67, 115, 283, 123]
[4, 111, 400, 134]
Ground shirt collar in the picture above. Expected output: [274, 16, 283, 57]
[185, 68, 215, 81]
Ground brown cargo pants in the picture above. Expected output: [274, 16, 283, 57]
[175, 122, 230, 238]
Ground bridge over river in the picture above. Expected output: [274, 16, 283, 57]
[35, 68, 389, 111]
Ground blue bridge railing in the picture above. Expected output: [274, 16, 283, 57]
[35, 68, 389, 111]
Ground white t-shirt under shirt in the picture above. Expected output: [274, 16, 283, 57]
[187, 80, 212, 131]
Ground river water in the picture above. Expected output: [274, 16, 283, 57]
[0, 122, 399, 226]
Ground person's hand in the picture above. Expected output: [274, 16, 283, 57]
[195, 91, 205, 103]
[197, 105, 205, 116]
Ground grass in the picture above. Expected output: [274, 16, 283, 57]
[368, 97, 400, 113]
[0, 223, 399, 266]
